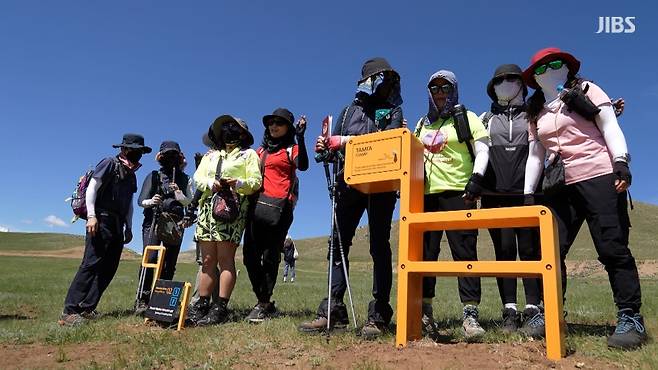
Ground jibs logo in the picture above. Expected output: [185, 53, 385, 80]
[596, 17, 636, 34]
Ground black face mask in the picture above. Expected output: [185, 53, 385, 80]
[160, 153, 179, 169]
[125, 150, 143, 163]
[222, 123, 242, 145]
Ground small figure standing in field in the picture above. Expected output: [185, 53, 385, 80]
[59, 134, 151, 327]
[282, 234, 298, 283]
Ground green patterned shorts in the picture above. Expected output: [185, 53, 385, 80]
[194, 194, 249, 244]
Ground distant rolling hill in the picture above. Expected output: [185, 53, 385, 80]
[0, 232, 139, 259]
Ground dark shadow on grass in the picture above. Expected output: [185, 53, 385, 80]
[102, 308, 136, 319]
[567, 322, 613, 337]
[0, 314, 34, 321]
[226, 308, 316, 322]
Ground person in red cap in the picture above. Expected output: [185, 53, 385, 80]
[522, 47, 647, 350]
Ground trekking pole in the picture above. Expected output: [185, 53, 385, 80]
[323, 159, 335, 341]
[331, 157, 358, 330]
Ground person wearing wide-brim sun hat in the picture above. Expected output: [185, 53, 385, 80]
[187, 115, 262, 326]
[59, 133, 151, 327]
[243, 107, 309, 323]
[477, 64, 545, 338]
[522, 47, 648, 350]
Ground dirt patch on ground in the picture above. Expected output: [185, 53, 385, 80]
[566, 260, 657, 278]
[2, 343, 131, 370]
[0, 246, 138, 260]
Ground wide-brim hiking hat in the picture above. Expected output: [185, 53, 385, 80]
[202, 132, 214, 148]
[262, 107, 294, 128]
[159, 140, 182, 154]
[360, 57, 399, 82]
[486, 64, 527, 101]
[522, 47, 581, 90]
[209, 114, 254, 147]
[112, 133, 152, 153]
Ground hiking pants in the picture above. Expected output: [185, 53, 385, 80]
[317, 179, 397, 325]
[137, 225, 183, 301]
[63, 213, 124, 314]
[422, 191, 481, 304]
[546, 174, 641, 312]
[243, 202, 294, 303]
[481, 194, 542, 306]
[283, 260, 296, 280]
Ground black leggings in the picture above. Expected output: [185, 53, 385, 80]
[481, 195, 542, 306]
[422, 191, 481, 304]
[243, 203, 294, 303]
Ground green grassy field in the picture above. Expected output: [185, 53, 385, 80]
[0, 202, 656, 369]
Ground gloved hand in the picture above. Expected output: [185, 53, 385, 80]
[295, 115, 307, 137]
[613, 160, 631, 193]
[463, 173, 484, 204]
[523, 194, 535, 206]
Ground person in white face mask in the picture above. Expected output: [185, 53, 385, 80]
[522, 47, 647, 350]
[479, 64, 544, 338]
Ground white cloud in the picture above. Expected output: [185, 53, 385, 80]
[44, 215, 69, 228]
[0, 226, 9, 232]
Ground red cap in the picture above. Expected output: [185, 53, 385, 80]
[522, 47, 581, 90]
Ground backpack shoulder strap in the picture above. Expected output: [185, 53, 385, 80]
[480, 111, 494, 129]
[414, 116, 428, 137]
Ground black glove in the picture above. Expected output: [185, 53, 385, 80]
[295, 121, 306, 137]
[523, 194, 535, 206]
[463, 173, 484, 203]
[613, 161, 632, 185]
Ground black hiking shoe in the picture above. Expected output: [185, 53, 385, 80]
[421, 302, 439, 338]
[187, 297, 210, 324]
[58, 313, 86, 327]
[81, 310, 102, 320]
[361, 321, 387, 340]
[607, 309, 648, 350]
[501, 308, 520, 333]
[298, 316, 348, 334]
[520, 306, 545, 338]
[246, 301, 277, 323]
[195, 302, 229, 327]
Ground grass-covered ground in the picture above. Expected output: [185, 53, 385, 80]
[0, 202, 656, 369]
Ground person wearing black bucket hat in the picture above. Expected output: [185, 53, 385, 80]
[478, 64, 545, 337]
[187, 115, 262, 326]
[133, 140, 194, 314]
[243, 108, 309, 322]
[300, 57, 403, 339]
[523, 47, 647, 350]
[59, 133, 150, 327]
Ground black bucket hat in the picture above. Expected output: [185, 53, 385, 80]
[112, 133, 152, 153]
[360, 57, 399, 82]
[262, 108, 294, 128]
[209, 114, 254, 148]
[159, 140, 181, 154]
[486, 64, 527, 101]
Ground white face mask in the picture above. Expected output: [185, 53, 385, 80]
[534, 65, 569, 98]
[494, 79, 523, 105]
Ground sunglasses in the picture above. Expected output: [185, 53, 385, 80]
[493, 75, 520, 85]
[534, 60, 565, 75]
[267, 119, 288, 127]
[429, 84, 453, 95]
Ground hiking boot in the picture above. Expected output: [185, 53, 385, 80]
[462, 305, 486, 339]
[246, 301, 277, 323]
[58, 313, 86, 327]
[134, 299, 149, 316]
[501, 308, 520, 333]
[520, 306, 545, 338]
[421, 303, 439, 337]
[195, 302, 229, 327]
[187, 297, 210, 324]
[81, 310, 102, 320]
[607, 309, 648, 350]
[361, 321, 386, 340]
[298, 316, 348, 333]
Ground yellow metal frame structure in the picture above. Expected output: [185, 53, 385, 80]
[140, 246, 192, 330]
[345, 128, 565, 360]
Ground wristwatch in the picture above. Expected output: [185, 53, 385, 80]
[613, 153, 631, 163]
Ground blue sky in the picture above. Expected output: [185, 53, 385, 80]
[1, 1, 656, 252]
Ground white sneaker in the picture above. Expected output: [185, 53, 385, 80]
[290, 278, 295, 283]
[283, 277, 287, 282]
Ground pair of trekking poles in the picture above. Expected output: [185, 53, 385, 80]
[317, 150, 358, 340]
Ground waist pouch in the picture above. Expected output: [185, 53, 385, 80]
[561, 84, 601, 121]
[253, 194, 288, 227]
[542, 154, 566, 196]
